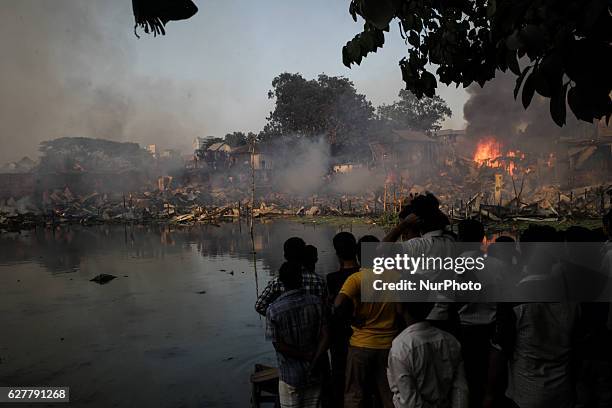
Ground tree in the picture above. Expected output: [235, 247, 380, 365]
[342, 0, 611, 127]
[38, 137, 155, 173]
[263, 73, 375, 149]
[377, 90, 451, 132]
[224, 132, 248, 147]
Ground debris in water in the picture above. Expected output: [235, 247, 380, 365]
[90, 274, 117, 285]
[196, 290, 207, 294]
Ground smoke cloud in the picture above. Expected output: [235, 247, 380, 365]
[463, 70, 592, 153]
[0, 1, 200, 163]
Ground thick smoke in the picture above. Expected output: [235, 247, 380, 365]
[0, 1, 200, 163]
[272, 137, 331, 195]
[463, 70, 592, 153]
[268, 136, 386, 196]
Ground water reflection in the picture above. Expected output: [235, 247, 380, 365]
[0, 220, 382, 407]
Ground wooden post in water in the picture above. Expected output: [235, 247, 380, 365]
[383, 183, 388, 212]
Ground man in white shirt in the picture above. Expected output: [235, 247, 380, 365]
[383, 193, 458, 326]
[387, 302, 468, 408]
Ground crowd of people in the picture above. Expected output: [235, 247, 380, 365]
[255, 193, 612, 408]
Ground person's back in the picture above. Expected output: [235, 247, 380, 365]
[388, 302, 468, 408]
[341, 271, 398, 348]
[266, 262, 329, 407]
[338, 269, 398, 408]
[505, 302, 578, 408]
[267, 291, 326, 384]
[326, 232, 361, 408]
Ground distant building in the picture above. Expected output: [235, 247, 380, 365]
[193, 136, 218, 151]
[146, 144, 157, 156]
[207, 142, 232, 153]
[160, 149, 182, 159]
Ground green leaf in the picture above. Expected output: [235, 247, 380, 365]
[361, 0, 396, 30]
[550, 82, 569, 126]
[521, 70, 536, 109]
[421, 71, 437, 98]
[506, 49, 520, 75]
[505, 30, 522, 50]
[514, 66, 532, 99]
[408, 31, 420, 47]
[487, 0, 496, 18]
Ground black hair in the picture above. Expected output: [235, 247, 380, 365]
[399, 302, 434, 321]
[457, 219, 485, 243]
[278, 261, 302, 290]
[357, 235, 380, 264]
[333, 232, 357, 261]
[520, 225, 559, 243]
[283, 237, 306, 263]
[604, 210, 612, 235]
[303, 245, 318, 270]
[564, 226, 599, 243]
[410, 192, 448, 231]
[495, 235, 515, 243]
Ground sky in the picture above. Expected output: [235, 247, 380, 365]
[0, 0, 468, 162]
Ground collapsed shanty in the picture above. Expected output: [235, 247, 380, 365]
[1, 121, 611, 231]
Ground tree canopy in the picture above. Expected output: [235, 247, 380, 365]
[223, 132, 248, 148]
[377, 90, 451, 132]
[261, 73, 375, 148]
[39, 137, 154, 173]
[342, 0, 611, 127]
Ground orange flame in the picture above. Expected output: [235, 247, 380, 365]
[473, 137, 502, 167]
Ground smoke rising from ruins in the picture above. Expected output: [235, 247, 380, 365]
[463, 70, 591, 153]
[0, 1, 200, 163]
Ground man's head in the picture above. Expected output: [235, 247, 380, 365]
[395, 302, 434, 324]
[357, 235, 380, 264]
[519, 225, 559, 274]
[410, 192, 448, 233]
[278, 261, 302, 290]
[283, 237, 306, 263]
[603, 209, 612, 239]
[458, 219, 485, 243]
[303, 245, 318, 271]
[333, 232, 357, 262]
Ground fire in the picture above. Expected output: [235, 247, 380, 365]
[508, 161, 516, 176]
[473, 137, 502, 167]
[473, 137, 525, 176]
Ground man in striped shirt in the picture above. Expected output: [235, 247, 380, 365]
[255, 237, 327, 316]
[266, 262, 329, 408]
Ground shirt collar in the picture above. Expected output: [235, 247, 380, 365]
[404, 321, 431, 333]
[423, 230, 445, 238]
[276, 288, 303, 301]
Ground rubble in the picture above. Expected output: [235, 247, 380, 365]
[1, 171, 610, 232]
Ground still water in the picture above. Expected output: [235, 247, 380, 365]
[0, 220, 382, 407]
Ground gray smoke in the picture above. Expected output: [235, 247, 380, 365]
[464, 70, 592, 153]
[0, 1, 200, 163]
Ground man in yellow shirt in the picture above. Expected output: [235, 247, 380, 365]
[334, 235, 399, 408]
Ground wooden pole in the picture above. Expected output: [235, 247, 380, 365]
[383, 184, 388, 212]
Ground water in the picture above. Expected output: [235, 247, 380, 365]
[0, 220, 382, 407]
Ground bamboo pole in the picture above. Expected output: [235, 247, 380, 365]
[383, 183, 387, 212]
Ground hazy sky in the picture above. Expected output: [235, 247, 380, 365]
[0, 0, 468, 162]
[135, 0, 469, 130]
